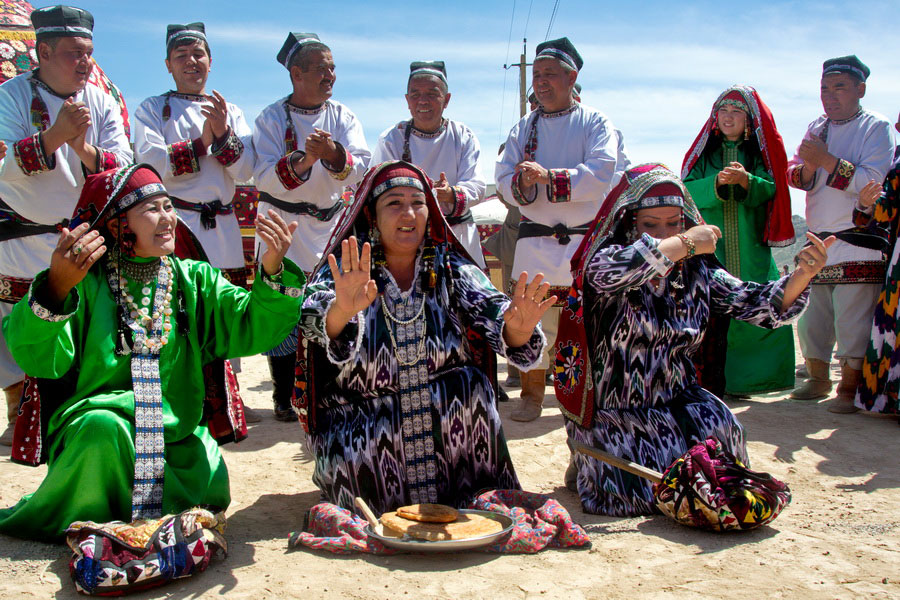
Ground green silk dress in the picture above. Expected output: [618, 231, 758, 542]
[684, 139, 795, 394]
[0, 257, 305, 541]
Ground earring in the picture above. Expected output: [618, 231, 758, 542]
[744, 124, 750, 140]
[368, 226, 380, 244]
[120, 220, 137, 258]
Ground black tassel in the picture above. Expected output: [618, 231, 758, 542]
[177, 288, 189, 334]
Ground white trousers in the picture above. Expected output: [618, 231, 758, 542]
[797, 283, 880, 370]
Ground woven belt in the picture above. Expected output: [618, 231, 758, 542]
[445, 209, 474, 227]
[517, 219, 591, 245]
[171, 197, 233, 230]
[258, 192, 343, 222]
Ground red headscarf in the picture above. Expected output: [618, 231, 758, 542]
[681, 85, 794, 247]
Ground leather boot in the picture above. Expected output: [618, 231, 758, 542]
[790, 358, 832, 400]
[504, 364, 521, 388]
[268, 355, 296, 422]
[828, 364, 861, 414]
[511, 369, 545, 422]
[0, 380, 23, 447]
[564, 455, 578, 492]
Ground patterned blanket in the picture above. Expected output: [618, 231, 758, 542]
[289, 489, 590, 554]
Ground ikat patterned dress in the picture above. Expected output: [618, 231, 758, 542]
[300, 250, 544, 515]
[567, 234, 808, 516]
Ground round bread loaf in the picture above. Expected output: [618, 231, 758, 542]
[380, 511, 503, 541]
[396, 503, 459, 523]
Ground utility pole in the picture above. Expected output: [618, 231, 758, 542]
[504, 38, 531, 118]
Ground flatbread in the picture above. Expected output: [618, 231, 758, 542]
[380, 511, 503, 541]
[396, 503, 459, 523]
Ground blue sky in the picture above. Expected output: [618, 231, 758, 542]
[74, 0, 897, 214]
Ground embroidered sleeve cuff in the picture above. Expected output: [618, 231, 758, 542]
[259, 261, 305, 298]
[14, 132, 54, 175]
[95, 146, 118, 173]
[276, 151, 310, 190]
[635, 233, 675, 278]
[826, 158, 856, 191]
[510, 171, 537, 206]
[547, 169, 572, 203]
[322, 143, 353, 181]
[788, 164, 814, 191]
[448, 187, 468, 218]
[210, 127, 244, 167]
[167, 138, 204, 176]
[27, 274, 78, 322]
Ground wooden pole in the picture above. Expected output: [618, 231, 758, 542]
[568, 439, 665, 484]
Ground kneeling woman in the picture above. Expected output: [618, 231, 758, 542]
[0, 165, 305, 541]
[555, 163, 832, 516]
[298, 162, 553, 514]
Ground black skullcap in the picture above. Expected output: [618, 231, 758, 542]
[31, 5, 93, 42]
[823, 55, 870, 82]
[166, 22, 206, 54]
[277, 32, 321, 69]
[409, 61, 447, 86]
[535, 37, 582, 71]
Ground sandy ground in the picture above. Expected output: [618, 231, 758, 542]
[0, 340, 898, 600]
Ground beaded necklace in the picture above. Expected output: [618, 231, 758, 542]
[382, 281, 427, 366]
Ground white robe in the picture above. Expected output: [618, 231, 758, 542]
[371, 119, 487, 267]
[0, 71, 132, 279]
[495, 104, 628, 287]
[252, 98, 370, 271]
[789, 110, 894, 266]
[133, 93, 255, 270]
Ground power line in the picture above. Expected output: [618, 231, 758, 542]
[499, 0, 517, 146]
[524, 0, 534, 37]
[545, 0, 560, 40]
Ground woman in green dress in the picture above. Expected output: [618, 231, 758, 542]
[0, 164, 305, 541]
[682, 85, 796, 397]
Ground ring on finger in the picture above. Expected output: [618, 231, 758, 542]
[72, 245, 83, 255]
[806, 258, 816, 266]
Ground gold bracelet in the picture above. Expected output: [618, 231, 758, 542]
[676, 233, 696, 258]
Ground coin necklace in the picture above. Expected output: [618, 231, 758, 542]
[382, 282, 427, 367]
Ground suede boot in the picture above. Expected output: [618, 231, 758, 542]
[268, 354, 297, 421]
[0, 380, 23, 447]
[790, 358, 832, 400]
[511, 369, 545, 422]
[827, 364, 861, 414]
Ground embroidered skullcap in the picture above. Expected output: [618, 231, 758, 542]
[31, 5, 93, 42]
[166, 22, 206, 54]
[823, 55, 870, 82]
[277, 32, 321, 68]
[634, 181, 685, 211]
[71, 164, 167, 229]
[535, 37, 582, 71]
[369, 164, 424, 201]
[409, 60, 447, 86]
[714, 89, 750, 114]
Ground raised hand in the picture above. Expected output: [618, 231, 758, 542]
[434, 171, 454, 213]
[515, 160, 549, 189]
[858, 179, 883, 209]
[201, 90, 229, 141]
[682, 224, 722, 256]
[257, 209, 298, 276]
[794, 232, 836, 279]
[502, 272, 557, 348]
[45, 223, 106, 306]
[716, 161, 749, 189]
[325, 236, 378, 339]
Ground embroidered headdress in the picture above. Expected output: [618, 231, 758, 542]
[682, 85, 795, 247]
[30, 5, 93, 42]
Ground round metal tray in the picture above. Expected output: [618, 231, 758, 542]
[365, 509, 514, 553]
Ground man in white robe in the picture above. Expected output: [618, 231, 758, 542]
[134, 22, 255, 286]
[495, 37, 628, 422]
[787, 55, 893, 413]
[252, 32, 370, 420]
[0, 5, 131, 443]
[371, 61, 487, 267]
